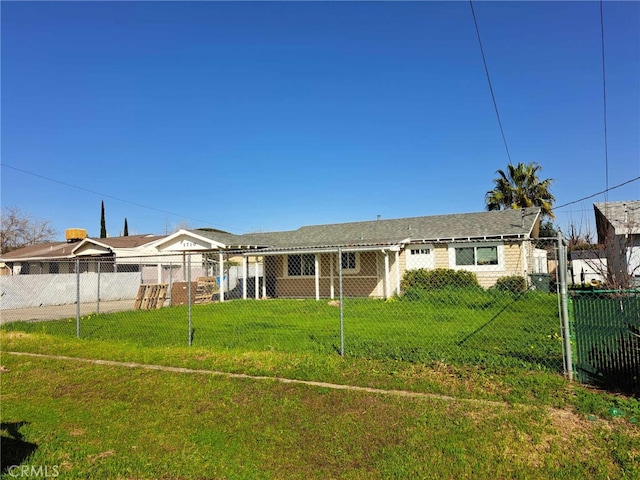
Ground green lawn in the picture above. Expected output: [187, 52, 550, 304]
[2, 290, 564, 372]
[1, 347, 638, 479]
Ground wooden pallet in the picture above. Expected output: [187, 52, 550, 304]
[133, 284, 168, 310]
[194, 277, 219, 304]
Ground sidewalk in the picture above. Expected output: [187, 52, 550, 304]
[0, 299, 135, 324]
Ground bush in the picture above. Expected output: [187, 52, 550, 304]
[401, 268, 480, 290]
[494, 275, 527, 294]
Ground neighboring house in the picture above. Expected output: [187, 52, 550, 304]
[0, 207, 546, 300]
[569, 249, 607, 286]
[0, 233, 165, 275]
[593, 201, 640, 288]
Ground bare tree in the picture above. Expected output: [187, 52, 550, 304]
[0, 206, 57, 253]
[171, 220, 191, 233]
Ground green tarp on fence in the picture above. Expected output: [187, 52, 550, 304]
[571, 291, 640, 393]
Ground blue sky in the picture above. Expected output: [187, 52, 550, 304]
[2, 1, 638, 239]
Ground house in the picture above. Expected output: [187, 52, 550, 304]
[227, 207, 546, 299]
[0, 233, 165, 275]
[569, 249, 607, 286]
[593, 201, 640, 288]
[0, 207, 546, 302]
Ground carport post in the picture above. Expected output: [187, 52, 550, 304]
[242, 256, 248, 300]
[75, 258, 80, 338]
[330, 254, 335, 299]
[219, 252, 225, 302]
[254, 257, 260, 300]
[383, 251, 390, 299]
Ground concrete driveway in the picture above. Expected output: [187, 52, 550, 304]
[0, 299, 135, 324]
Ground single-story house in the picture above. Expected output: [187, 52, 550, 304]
[0, 233, 165, 275]
[224, 207, 546, 299]
[1, 207, 547, 300]
[594, 201, 640, 288]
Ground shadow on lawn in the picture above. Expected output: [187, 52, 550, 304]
[0, 422, 38, 474]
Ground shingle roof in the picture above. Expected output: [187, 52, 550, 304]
[594, 201, 640, 235]
[1, 234, 163, 261]
[232, 207, 541, 251]
[0, 242, 74, 260]
[1, 208, 541, 260]
[84, 234, 164, 249]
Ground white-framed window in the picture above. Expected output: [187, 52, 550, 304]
[449, 243, 503, 270]
[406, 244, 435, 270]
[340, 252, 360, 274]
[286, 254, 316, 277]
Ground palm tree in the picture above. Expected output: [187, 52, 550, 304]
[485, 162, 555, 218]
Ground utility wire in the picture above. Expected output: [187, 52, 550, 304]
[0, 163, 241, 233]
[600, 0, 610, 204]
[469, 0, 512, 164]
[554, 176, 640, 210]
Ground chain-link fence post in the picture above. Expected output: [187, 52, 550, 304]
[338, 248, 344, 356]
[96, 260, 101, 314]
[188, 254, 193, 346]
[75, 258, 80, 338]
[558, 232, 574, 381]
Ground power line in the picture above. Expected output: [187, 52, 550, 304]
[600, 0, 610, 203]
[554, 176, 640, 211]
[0, 163, 241, 233]
[469, 0, 512, 164]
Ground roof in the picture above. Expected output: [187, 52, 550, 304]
[0, 234, 163, 261]
[0, 242, 74, 261]
[232, 207, 541, 251]
[594, 201, 640, 236]
[87, 234, 164, 248]
[1, 208, 541, 261]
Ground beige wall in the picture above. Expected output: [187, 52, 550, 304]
[264, 251, 391, 298]
[399, 241, 532, 288]
[262, 241, 535, 298]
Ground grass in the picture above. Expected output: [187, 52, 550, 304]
[2, 291, 638, 478]
[1, 290, 564, 371]
[1, 342, 639, 479]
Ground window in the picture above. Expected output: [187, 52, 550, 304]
[406, 244, 435, 270]
[341, 252, 356, 269]
[454, 245, 498, 267]
[287, 254, 315, 276]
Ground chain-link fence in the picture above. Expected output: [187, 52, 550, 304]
[571, 290, 640, 393]
[1, 238, 572, 374]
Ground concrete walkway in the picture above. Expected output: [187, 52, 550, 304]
[0, 299, 135, 324]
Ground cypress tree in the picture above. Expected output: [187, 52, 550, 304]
[123, 218, 129, 236]
[100, 201, 107, 238]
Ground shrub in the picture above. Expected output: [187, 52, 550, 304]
[494, 275, 527, 294]
[401, 268, 480, 290]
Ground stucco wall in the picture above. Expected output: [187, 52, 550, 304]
[0, 272, 142, 310]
